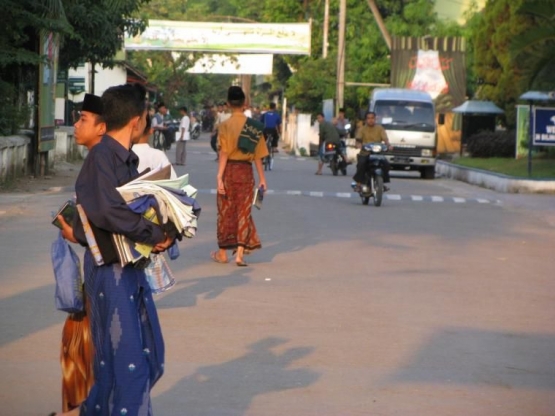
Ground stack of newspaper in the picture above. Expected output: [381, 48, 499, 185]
[112, 165, 200, 267]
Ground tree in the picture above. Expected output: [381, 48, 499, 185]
[510, 0, 555, 90]
[0, 0, 71, 135]
[59, 0, 151, 92]
[473, 0, 534, 127]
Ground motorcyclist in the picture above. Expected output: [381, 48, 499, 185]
[261, 102, 282, 153]
[335, 107, 350, 138]
[353, 111, 392, 191]
[151, 102, 176, 150]
[315, 113, 341, 175]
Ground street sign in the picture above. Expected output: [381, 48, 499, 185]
[533, 106, 555, 146]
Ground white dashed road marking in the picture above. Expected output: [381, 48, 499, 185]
[199, 189, 501, 205]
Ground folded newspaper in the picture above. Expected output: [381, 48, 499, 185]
[112, 168, 200, 267]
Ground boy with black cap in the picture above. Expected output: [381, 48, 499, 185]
[56, 93, 104, 413]
[211, 86, 268, 267]
[74, 93, 105, 150]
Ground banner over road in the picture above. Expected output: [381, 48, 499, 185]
[125, 20, 311, 55]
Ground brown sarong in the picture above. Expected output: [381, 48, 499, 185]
[217, 161, 262, 251]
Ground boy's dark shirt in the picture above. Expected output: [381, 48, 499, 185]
[73, 135, 165, 254]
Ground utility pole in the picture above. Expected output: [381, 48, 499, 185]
[336, 0, 346, 110]
[366, 0, 391, 51]
[323, 0, 330, 58]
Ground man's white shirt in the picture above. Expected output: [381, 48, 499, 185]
[132, 143, 177, 179]
[179, 115, 191, 141]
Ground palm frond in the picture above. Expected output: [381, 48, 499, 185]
[518, 0, 555, 21]
[510, 26, 555, 57]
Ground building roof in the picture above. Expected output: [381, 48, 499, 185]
[519, 91, 555, 101]
[452, 100, 504, 114]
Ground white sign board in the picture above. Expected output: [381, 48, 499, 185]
[186, 54, 273, 75]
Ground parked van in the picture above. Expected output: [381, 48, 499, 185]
[369, 88, 438, 179]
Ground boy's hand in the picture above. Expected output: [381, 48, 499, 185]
[57, 215, 78, 244]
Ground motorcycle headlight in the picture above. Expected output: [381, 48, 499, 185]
[421, 149, 433, 157]
[371, 144, 383, 153]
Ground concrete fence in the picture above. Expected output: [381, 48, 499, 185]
[282, 114, 359, 162]
[0, 135, 31, 182]
[0, 127, 81, 183]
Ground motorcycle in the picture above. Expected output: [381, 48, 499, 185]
[352, 142, 388, 206]
[322, 139, 349, 176]
[190, 120, 201, 140]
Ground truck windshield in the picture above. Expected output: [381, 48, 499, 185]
[374, 101, 435, 132]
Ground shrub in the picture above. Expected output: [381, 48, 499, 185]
[466, 130, 516, 158]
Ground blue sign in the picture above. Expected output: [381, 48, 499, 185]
[533, 107, 555, 146]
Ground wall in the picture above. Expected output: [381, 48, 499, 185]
[0, 135, 30, 182]
[0, 128, 79, 183]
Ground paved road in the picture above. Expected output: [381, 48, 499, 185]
[1, 135, 555, 415]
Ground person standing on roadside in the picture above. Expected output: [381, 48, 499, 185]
[51, 83, 174, 416]
[210, 86, 268, 267]
[176, 106, 190, 166]
[58, 93, 105, 413]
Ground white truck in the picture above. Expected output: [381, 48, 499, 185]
[369, 88, 439, 179]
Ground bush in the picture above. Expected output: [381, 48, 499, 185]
[466, 130, 515, 158]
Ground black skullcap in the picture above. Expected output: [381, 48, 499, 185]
[81, 93, 103, 115]
[227, 86, 245, 102]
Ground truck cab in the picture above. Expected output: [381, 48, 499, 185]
[369, 88, 438, 179]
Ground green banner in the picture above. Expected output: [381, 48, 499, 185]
[125, 20, 311, 55]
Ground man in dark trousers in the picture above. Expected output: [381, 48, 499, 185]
[261, 102, 282, 153]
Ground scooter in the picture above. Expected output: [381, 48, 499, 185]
[352, 142, 388, 206]
[323, 140, 349, 176]
[190, 120, 201, 140]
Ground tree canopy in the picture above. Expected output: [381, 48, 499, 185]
[133, 0, 464, 117]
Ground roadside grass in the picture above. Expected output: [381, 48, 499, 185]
[452, 155, 555, 179]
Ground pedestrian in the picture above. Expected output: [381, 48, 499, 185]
[132, 111, 177, 179]
[51, 83, 174, 416]
[210, 86, 268, 267]
[58, 93, 105, 413]
[314, 112, 341, 175]
[176, 106, 190, 166]
[211, 101, 232, 162]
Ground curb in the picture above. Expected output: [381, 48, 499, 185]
[436, 160, 555, 194]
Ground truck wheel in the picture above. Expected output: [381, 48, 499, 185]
[421, 166, 435, 180]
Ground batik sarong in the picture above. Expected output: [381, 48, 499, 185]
[80, 250, 165, 416]
[217, 161, 262, 251]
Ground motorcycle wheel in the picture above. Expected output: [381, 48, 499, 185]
[330, 159, 338, 176]
[362, 196, 370, 205]
[153, 132, 165, 151]
[341, 166, 347, 176]
[373, 175, 384, 207]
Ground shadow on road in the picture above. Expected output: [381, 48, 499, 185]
[155, 336, 320, 415]
[383, 326, 555, 390]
